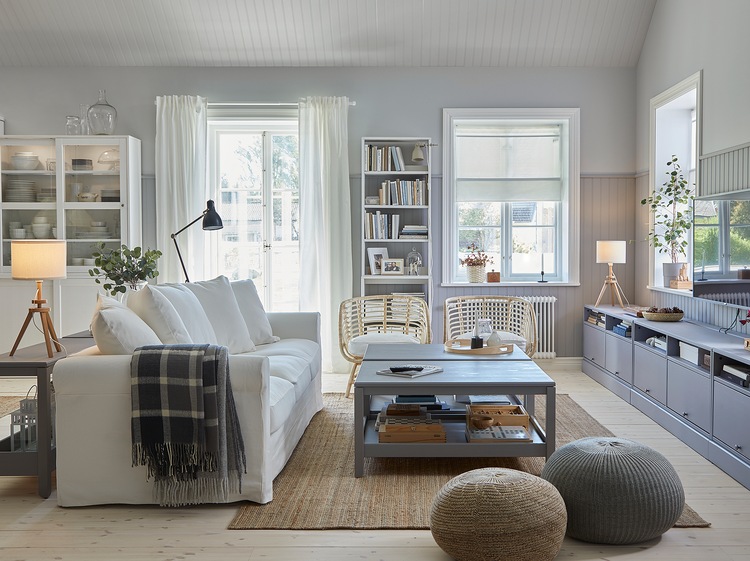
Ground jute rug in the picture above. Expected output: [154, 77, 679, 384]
[0, 396, 20, 418]
[230, 393, 710, 530]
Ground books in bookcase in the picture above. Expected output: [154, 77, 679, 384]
[722, 364, 750, 387]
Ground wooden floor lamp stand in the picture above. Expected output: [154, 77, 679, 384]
[10, 281, 62, 359]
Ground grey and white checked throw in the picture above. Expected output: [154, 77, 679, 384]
[131, 344, 246, 507]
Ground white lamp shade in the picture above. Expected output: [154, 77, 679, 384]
[596, 240, 626, 264]
[11, 240, 67, 280]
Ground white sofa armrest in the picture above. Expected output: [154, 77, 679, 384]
[267, 311, 321, 343]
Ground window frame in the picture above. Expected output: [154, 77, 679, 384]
[441, 107, 580, 286]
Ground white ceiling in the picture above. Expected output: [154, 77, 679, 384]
[0, 0, 657, 68]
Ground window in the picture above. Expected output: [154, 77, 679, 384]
[442, 108, 580, 284]
[207, 111, 300, 311]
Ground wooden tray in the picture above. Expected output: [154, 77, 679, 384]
[466, 404, 530, 430]
[444, 339, 514, 355]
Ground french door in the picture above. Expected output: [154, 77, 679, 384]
[208, 122, 300, 311]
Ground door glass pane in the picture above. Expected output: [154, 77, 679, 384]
[217, 133, 265, 285]
[270, 135, 299, 311]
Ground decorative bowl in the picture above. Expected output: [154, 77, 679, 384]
[12, 156, 39, 170]
[641, 311, 684, 322]
[470, 415, 495, 430]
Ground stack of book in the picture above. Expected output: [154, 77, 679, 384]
[722, 363, 750, 388]
[375, 403, 431, 430]
[586, 311, 606, 327]
[393, 395, 449, 410]
[612, 319, 632, 337]
[399, 225, 428, 239]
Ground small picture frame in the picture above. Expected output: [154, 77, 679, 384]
[381, 258, 404, 275]
[367, 247, 389, 275]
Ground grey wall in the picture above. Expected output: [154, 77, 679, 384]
[634, 0, 750, 325]
[1, 66, 637, 356]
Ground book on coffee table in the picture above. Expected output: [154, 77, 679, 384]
[376, 364, 443, 378]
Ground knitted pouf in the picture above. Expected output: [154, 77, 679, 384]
[541, 437, 685, 544]
[429, 468, 567, 561]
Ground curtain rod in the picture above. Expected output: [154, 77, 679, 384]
[208, 101, 356, 107]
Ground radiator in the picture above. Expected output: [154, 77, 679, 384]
[521, 296, 557, 359]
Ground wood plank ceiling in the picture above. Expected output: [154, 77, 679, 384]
[0, 0, 656, 67]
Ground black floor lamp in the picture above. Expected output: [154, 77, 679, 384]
[171, 200, 223, 282]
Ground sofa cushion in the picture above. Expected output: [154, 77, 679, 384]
[253, 338, 320, 362]
[90, 295, 161, 354]
[149, 284, 219, 344]
[185, 276, 255, 354]
[126, 286, 193, 344]
[347, 333, 420, 358]
[268, 355, 312, 400]
[269, 376, 296, 434]
[231, 279, 279, 345]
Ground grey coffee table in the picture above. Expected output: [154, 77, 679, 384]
[353, 354, 556, 477]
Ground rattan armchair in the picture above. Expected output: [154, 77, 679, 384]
[443, 295, 537, 356]
[339, 295, 431, 397]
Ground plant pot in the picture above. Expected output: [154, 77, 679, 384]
[467, 265, 486, 283]
[663, 262, 687, 287]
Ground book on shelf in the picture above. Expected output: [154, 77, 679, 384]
[394, 394, 437, 403]
[722, 364, 750, 387]
[376, 364, 443, 378]
[466, 425, 532, 443]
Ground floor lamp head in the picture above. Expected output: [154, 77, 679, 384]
[10, 240, 67, 357]
[171, 200, 224, 282]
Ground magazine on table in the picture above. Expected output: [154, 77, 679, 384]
[376, 364, 443, 378]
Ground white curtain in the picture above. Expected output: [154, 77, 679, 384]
[155, 95, 208, 283]
[299, 96, 353, 373]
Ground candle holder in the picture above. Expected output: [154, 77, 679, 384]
[538, 270, 548, 283]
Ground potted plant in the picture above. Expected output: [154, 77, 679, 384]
[88, 242, 162, 296]
[640, 155, 694, 286]
[459, 242, 494, 283]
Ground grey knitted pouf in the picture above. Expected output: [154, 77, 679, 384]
[429, 468, 567, 561]
[541, 437, 685, 544]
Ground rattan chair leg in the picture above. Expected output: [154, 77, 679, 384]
[345, 362, 360, 398]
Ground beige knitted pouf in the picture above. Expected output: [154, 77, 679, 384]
[429, 468, 567, 561]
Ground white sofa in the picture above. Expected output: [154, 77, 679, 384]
[52, 276, 323, 506]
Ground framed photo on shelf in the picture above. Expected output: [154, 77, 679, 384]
[367, 247, 389, 275]
[382, 258, 404, 275]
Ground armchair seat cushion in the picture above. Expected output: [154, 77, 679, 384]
[348, 333, 421, 357]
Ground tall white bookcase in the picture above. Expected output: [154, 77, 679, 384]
[360, 137, 432, 308]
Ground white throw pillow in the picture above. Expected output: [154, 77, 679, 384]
[185, 276, 255, 353]
[231, 279, 279, 345]
[91, 294, 161, 354]
[127, 285, 193, 344]
[150, 284, 219, 345]
[347, 333, 420, 358]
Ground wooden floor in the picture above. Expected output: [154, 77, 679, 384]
[2, 365, 750, 560]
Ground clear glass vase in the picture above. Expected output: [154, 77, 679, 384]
[87, 89, 117, 135]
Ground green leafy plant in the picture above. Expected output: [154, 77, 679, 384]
[640, 155, 695, 263]
[459, 242, 494, 267]
[88, 242, 162, 295]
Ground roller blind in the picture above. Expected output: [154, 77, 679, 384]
[455, 123, 562, 202]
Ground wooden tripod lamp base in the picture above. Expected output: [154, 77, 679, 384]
[9, 240, 67, 359]
[10, 281, 62, 358]
[594, 263, 627, 308]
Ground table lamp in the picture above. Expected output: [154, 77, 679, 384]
[594, 240, 627, 308]
[10, 240, 67, 358]
[170, 199, 223, 282]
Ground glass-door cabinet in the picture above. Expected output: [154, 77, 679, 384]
[0, 135, 142, 273]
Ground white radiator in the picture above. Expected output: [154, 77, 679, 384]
[521, 296, 557, 359]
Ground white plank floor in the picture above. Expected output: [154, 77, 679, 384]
[1, 365, 750, 561]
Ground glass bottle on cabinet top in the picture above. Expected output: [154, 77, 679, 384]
[360, 136, 432, 308]
[87, 90, 117, 135]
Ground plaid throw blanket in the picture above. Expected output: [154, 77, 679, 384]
[131, 344, 246, 507]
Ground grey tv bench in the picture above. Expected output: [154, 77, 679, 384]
[583, 304, 750, 490]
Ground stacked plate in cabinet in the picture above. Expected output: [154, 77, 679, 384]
[4, 179, 36, 202]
